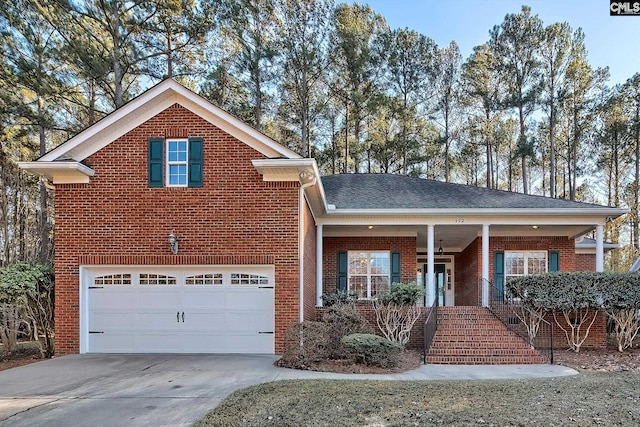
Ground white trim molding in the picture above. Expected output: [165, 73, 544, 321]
[18, 161, 95, 184]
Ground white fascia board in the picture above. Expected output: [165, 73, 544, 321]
[18, 161, 95, 184]
[40, 80, 300, 162]
[323, 207, 629, 217]
[317, 211, 627, 227]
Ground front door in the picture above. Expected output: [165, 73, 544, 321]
[421, 261, 454, 306]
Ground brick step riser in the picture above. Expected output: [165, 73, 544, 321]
[426, 307, 544, 365]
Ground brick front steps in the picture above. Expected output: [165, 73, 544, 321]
[426, 306, 546, 365]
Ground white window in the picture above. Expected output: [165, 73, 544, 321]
[348, 251, 390, 299]
[166, 139, 188, 186]
[505, 251, 547, 279]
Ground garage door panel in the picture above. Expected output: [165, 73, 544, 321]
[181, 332, 273, 353]
[137, 311, 183, 330]
[137, 333, 180, 352]
[136, 290, 180, 309]
[89, 333, 136, 353]
[90, 311, 136, 330]
[181, 288, 226, 309]
[225, 289, 273, 310]
[181, 312, 227, 331]
[225, 311, 273, 331]
[89, 290, 136, 310]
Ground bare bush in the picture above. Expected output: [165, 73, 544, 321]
[278, 321, 329, 368]
[322, 303, 370, 359]
[373, 300, 422, 346]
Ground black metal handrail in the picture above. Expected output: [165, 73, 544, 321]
[423, 297, 438, 364]
[484, 278, 554, 364]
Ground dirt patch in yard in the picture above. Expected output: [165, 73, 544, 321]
[0, 347, 43, 372]
[277, 350, 423, 374]
[555, 346, 640, 372]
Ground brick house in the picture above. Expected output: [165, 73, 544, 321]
[20, 80, 627, 359]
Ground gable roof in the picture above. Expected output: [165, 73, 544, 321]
[321, 174, 623, 212]
[21, 79, 300, 183]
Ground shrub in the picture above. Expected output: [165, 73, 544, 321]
[278, 321, 329, 368]
[320, 291, 357, 307]
[374, 282, 423, 346]
[378, 282, 424, 306]
[322, 303, 370, 359]
[341, 333, 402, 367]
[599, 272, 640, 352]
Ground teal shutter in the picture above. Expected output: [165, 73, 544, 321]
[391, 251, 401, 284]
[494, 251, 504, 301]
[148, 137, 164, 187]
[549, 251, 560, 272]
[337, 252, 348, 293]
[188, 137, 203, 187]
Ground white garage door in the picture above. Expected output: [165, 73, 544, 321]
[83, 266, 275, 354]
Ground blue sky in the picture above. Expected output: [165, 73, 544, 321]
[361, 0, 639, 86]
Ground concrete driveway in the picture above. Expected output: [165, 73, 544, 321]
[0, 354, 577, 427]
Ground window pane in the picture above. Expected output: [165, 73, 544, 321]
[371, 276, 390, 298]
[169, 165, 187, 185]
[349, 276, 367, 299]
[348, 252, 368, 275]
[168, 140, 187, 162]
[370, 252, 390, 275]
[528, 252, 547, 274]
[505, 252, 524, 275]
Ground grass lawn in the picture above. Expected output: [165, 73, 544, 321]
[194, 372, 640, 426]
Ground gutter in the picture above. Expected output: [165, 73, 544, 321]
[298, 171, 317, 323]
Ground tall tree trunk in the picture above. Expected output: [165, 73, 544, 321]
[519, 105, 528, 194]
[549, 105, 556, 198]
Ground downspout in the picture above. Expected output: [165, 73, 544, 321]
[298, 170, 317, 323]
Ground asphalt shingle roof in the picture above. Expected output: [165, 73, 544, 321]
[321, 174, 612, 210]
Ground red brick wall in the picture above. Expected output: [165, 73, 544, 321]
[322, 236, 416, 294]
[53, 104, 300, 354]
[576, 254, 596, 271]
[302, 198, 316, 321]
[455, 239, 480, 306]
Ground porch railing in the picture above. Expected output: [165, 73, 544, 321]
[422, 296, 438, 364]
[484, 278, 554, 364]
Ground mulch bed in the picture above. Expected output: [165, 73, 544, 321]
[0, 347, 43, 372]
[554, 346, 640, 372]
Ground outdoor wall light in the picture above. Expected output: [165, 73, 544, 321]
[368, 225, 374, 230]
[168, 232, 179, 254]
[438, 240, 444, 255]
[532, 225, 540, 229]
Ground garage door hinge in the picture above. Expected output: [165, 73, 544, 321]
[259, 286, 274, 289]
[258, 331, 274, 334]
[88, 331, 104, 334]
[88, 286, 103, 289]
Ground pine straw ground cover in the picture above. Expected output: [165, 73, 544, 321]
[194, 373, 640, 427]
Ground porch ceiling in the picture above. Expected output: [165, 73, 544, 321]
[323, 224, 593, 253]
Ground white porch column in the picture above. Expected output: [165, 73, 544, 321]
[596, 224, 604, 272]
[482, 224, 490, 307]
[316, 224, 323, 306]
[427, 224, 435, 306]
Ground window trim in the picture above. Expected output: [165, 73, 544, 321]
[504, 250, 548, 279]
[165, 138, 189, 187]
[347, 250, 391, 299]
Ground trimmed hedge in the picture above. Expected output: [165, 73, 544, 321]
[377, 281, 424, 306]
[341, 333, 403, 367]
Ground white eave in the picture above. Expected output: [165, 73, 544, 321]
[37, 79, 300, 163]
[18, 161, 95, 184]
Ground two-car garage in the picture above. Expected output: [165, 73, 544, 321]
[81, 266, 275, 354]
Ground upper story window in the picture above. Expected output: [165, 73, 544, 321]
[166, 139, 188, 186]
[505, 251, 547, 279]
[148, 137, 203, 188]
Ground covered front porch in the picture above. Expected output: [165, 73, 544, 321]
[315, 220, 608, 309]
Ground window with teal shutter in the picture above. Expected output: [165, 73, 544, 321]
[337, 252, 347, 293]
[494, 251, 504, 302]
[148, 137, 203, 187]
[188, 137, 203, 187]
[549, 251, 560, 272]
[148, 138, 164, 187]
[391, 251, 401, 284]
